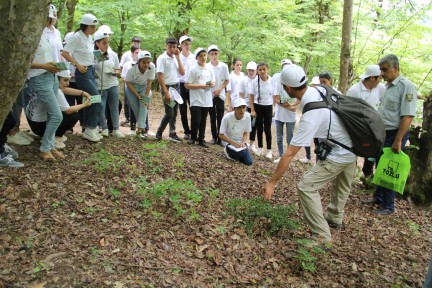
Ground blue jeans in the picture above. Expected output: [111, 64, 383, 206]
[25, 72, 62, 152]
[125, 84, 148, 130]
[425, 253, 432, 288]
[157, 84, 179, 135]
[374, 129, 410, 211]
[99, 86, 120, 130]
[226, 145, 253, 166]
[74, 66, 102, 129]
[275, 120, 295, 157]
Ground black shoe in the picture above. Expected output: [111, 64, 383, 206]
[168, 133, 182, 143]
[217, 139, 223, 147]
[375, 208, 394, 216]
[211, 139, 218, 145]
[139, 131, 148, 139]
[364, 199, 382, 206]
[326, 218, 344, 229]
[187, 139, 195, 145]
[198, 141, 209, 148]
[184, 134, 191, 140]
[154, 133, 162, 141]
[120, 120, 130, 127]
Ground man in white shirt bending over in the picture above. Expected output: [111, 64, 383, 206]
[263, 64, 357, 246]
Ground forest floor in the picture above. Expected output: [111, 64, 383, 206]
[0, 95, 431, 288]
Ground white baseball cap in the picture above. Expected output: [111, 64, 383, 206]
[179, 35, 193, 44]
[57, 70, 71, 79]
[281, 59, 293, 67]
[98, 25, 114, 35]
[48, 4, 57, 19]
[63, 32, 74, 45]
[137, 50, 152, 60]
[246, 61, 257, 70]
[81, 14, 98, 25]
[94, 30, 109, 41]
[360, 64, 381, 80]
[233, 98, 247, 108]
[194, 47, 206, 59]
[310, 76, 320, 85]
[207, 45, 219, 52]
[280, 64, 308, 88]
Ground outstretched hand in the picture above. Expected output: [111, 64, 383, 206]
[262, 182, 275, 201]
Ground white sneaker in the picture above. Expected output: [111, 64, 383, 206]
[60, 135, 67, 142]
[101, 129, 109, 137]
[7, 133, 31, 146]
[299, 158, 310, 164]
[255, 148, 263, 156]
[4, 144, 19, 159]
[55, 138, 66, 149]
[147, 131, 156, 137]
[273, 157, 281, 164]
[95, 131, 103, 140]
[112, 130, 125, 138]
[82, 129, 100, 142]
[127, 130, 136, 136]
[250, 144, 258, 154]
[265, 150, 273, 160]
[18, 131, 34, 142]
[0, 154, 24, 168]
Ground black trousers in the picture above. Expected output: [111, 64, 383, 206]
[0, 111, 16, 154]
[179, 82, 191, 134]
[247, 107, 257, 142]
[209, 97, 224, 141]
[254, 104, 272, 149]
[27, 112, 79, 138]
[190, 106, 209, 142]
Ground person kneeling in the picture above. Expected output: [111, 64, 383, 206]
[219, 98, 253, 166]
[26, 70, 91, 150]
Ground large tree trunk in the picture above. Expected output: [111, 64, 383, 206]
[406, 96, 432, 206]
[0, 0, 49, 130]
[338, 0, 354, 93]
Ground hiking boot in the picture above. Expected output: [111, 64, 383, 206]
[375, 208, 394, 216]
[187, 139, 195, 145]
[326, 218, 344, 229]
[40, 151, 56, 161]
[4, 144, 18, 159]
[0, 153, 24, 168]
[184, 134, 191, 140]
[198, 141, 209, 148]
[51, 148, 65, 160]
[168, 133, 182, 143]
[364, 198, 381, 206]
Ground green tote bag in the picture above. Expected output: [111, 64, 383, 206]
[373, 147, 411, 194]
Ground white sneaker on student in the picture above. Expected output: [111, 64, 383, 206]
[255, 147, 263, 156]
[127, 130, 136, 136]
[299, 158, 310, 164]
[112, 130, 125, 138]
[250, 144, 258, 154]
[101, 129, 109, 137]
[18, 131, 34, 142]
[273, 157, 281, 164]
[7, 133, 31, 146]
[60, 135, 67, 142]
[265, 150, 273, 160]
[55, 137, 66, 149]
[82, 129, 100, 142]
[0, 154, 24, 168]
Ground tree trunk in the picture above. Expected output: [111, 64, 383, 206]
[66, 0, 78, 33]
[0, 0, 49, 129]
[406, 95, 432, 206]
[338, 0, 354, 94]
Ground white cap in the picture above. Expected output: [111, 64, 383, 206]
[63, 32, 74, 45]
[207, 45, 219, 52]
[194, 47, 206, 59]
[246, 61, 257, 70]
[360, 64, 381, 80]
[281, 59, 293, 66]
[48, 4, 57, 19]
[94, 30, 109, 41]
[179, 35, 193, 44]
[98, 25, 114, 35]
[137, 50, 152, 60]
[233, 98, 247, 108]
[81, 14, 98, 25]
[310, 76, 320, 85]
[57, 70, 71, 79]
[280, 64, 308, 88]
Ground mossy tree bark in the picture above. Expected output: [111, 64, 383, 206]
[0, 0, 49, 130]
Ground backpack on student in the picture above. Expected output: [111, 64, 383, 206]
[302, 85, 386, 158]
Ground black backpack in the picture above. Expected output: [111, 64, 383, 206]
[302, 85, 386, 158]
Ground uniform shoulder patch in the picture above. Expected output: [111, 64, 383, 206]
[405, 94, 413, 102]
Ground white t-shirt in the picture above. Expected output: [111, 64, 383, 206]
[273, 72, 297, 122]
[228, 71, 244, 104]
[209, 61, 230, 101]
[156, 51, 180, 85]
[119, 50, 132, 68]
[125, 62, 156, 85]
[121, 60, 133, 79]
[27, 33, 54, 79]
[346, 82, 385, 111]
[94, 49, 120, 90]
[179, 52, 196, 83]
[249, 76, 274, 106]
[26, 89, 69, 122]
[219, 111, 252, 146]
[63, 31, 95, 66]
[43, 27, 63, 63]
[186, 63, 215, 108]
[290, 87, 356, 164]
[239, 76, 255, 108]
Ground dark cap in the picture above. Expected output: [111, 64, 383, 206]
[131, 36, 141, 42]
[166, 37, 178, 44]
[319, 71, 332, 80]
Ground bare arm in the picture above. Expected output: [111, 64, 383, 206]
[61, 51, 87, 74]
[31, 62, 60, 74]
[64, 99, 91, 114]
[157, 72, 171, 104]
[62, 87, 90, 99]
[249, 94, 256, 117]
[218, 133, 245, 148]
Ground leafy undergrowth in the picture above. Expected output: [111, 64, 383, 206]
[0, 135, 430, 287]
